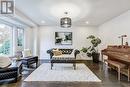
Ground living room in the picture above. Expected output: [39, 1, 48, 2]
[0, 0, 130, 87]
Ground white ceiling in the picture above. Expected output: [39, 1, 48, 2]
[15, 0, 130, 26]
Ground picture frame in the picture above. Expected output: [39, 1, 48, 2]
[55, 32, 72, 45]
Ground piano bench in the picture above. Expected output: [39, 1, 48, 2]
[107, 60, 126, 81]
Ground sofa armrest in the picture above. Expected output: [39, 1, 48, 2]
[21, 56, 38, 60]
[47, 49, 54, 59]
[0, 61, 22, 81]
[0, 67, 18, 73]
[74, 49, 80, 58]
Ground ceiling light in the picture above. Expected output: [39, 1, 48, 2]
[60, 12, 71, 28]
[0, 32, 3, 35]
[85, 21, 89, 24]
[0, 24, 5, 28]
[41, 20, 45, 24]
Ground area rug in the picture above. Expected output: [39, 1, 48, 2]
[24, 63, 101, 82]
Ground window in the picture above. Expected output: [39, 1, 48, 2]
[17, 28, 24, 47]
[0, 24, 13, 55]
[0, 21, 25, 56]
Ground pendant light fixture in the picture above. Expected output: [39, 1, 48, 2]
[60, 12, 71, 28]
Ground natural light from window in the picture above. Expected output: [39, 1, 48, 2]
[17, 28, 24, 47]
[0, 24, 12, 56]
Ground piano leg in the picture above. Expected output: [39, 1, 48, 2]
[128, 67, 130, 81]
[118, 67, 120, 81]
[101, 54, 104, 62]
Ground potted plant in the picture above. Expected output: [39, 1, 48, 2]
[80, 46, 91, 55]
[81, 47, 89, 53]
[86, 35, 101, 63]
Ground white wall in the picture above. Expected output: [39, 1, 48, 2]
[39, 26, 98, 59]
[24, 27, 40, 57]
[98, 10, 130, 51]
[24, 27, 33, 51]
[32, 27, 39, 56]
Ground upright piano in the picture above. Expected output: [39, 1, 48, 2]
[101, 45, 130, 76]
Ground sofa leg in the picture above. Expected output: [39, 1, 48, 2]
[51, 63, 53, 69]
[73, 63, 76, 70]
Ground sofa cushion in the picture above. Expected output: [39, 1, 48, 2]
[22, 49, 32, 58]
[59, 49, 73, 54]
[53, 54, 74, 59]
[53, 49, 62, 56]
[0, 56, 11, 68]
[53, 50, 75, 59]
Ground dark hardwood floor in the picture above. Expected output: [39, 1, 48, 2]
[0, 60, 130, 87]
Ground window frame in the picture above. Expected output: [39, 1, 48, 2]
[17, 27, 24, 48]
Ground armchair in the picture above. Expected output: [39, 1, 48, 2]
[13, 51, 38, 68]
[21, 56, 38, 68]
[0, 61, 22, 82]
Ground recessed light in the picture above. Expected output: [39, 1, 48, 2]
[85, 21, 89, 24]
[0, 24, 5, 28]
[41, 20, 45, 24]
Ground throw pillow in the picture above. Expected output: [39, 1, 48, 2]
[0, 56, 11, 68]
[22, 49, 32, 57]
[53, 49, 62, 56]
